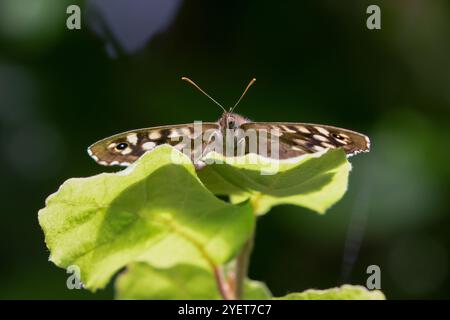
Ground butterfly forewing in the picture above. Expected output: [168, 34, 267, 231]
[240, 122, 370, 159]
[88, 123, 219, 166]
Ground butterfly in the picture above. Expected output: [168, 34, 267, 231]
[88, 77, 370, 168]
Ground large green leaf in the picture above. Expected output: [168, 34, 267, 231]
[115, 262, 271, 300]
[275, 285, 385, 300]
[38, 146, 254, 291]
[198, 148, 352, 214]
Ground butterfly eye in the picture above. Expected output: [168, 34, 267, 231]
[228, 120, 235, 129]
[115, 142, 128, 151]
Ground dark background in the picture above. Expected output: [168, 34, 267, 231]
[1, 0, 449, 299]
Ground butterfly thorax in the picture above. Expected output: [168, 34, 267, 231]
[217, 112, 251, 133]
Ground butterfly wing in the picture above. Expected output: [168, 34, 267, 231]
[88, 123, 219, 166]
[240, 122, 370, 159]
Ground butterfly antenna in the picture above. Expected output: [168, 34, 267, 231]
[230, 78, 256, 112]
[181, 77, 227, 113]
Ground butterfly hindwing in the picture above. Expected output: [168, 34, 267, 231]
[88, 123, 219, 166]
[240, 122, 370, 159]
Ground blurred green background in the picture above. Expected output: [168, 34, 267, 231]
[1, 0, 449, 299]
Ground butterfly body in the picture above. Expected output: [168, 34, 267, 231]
[88, 111, 370, 167]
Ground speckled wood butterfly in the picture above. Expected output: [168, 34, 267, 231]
[88, 77, 370, 167]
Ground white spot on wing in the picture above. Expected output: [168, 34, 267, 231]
[298, 126, 311, 134]
[149, 131, 161, 140]
[314, 126, 330, 136]
[127, 133, 138, 145]
[142, 141, 156, 150]
[168, 128, 190, 138]
[294, 138, 308, 145]
[121, 147, 132, 155]
[313, 134, 329, 142]
[180, 127, 191, 136]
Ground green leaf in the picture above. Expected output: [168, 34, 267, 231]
[275, 285, 385, 300]
[115, 262, 271, 300]
[198, 148, 352, 214]
[243, 278, 272, 299]
[38, 146, 254, 291]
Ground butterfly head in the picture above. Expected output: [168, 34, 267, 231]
[219, 112, 250, 130]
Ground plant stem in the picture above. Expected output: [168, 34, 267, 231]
[213, 266, 235, 300]
[234, 232, 255, 299]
